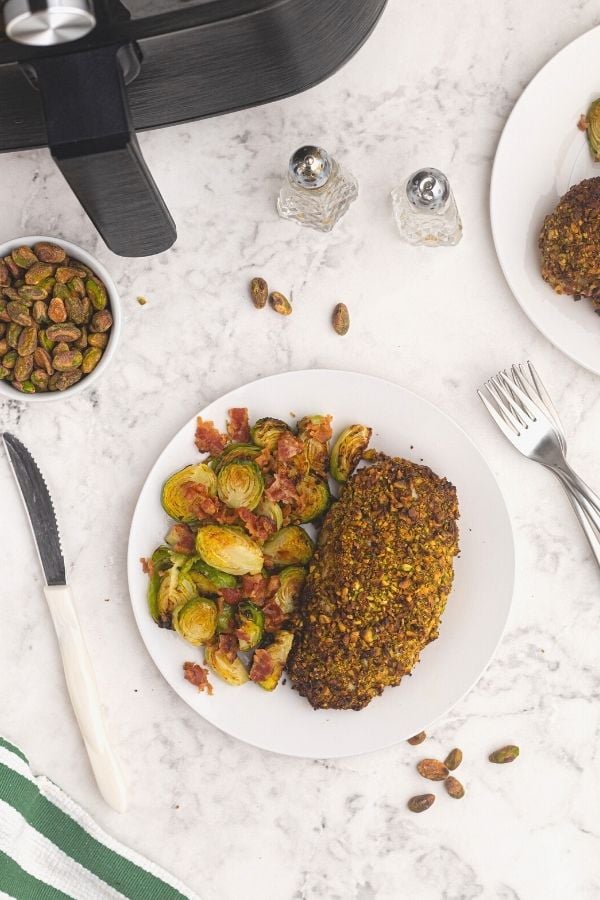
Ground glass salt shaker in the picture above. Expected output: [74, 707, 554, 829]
[391, 167, 462, 246]
[277, 145, 358, 232]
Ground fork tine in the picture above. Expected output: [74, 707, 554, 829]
[498, 370, 540, 421]
[488, 375, 531, 428]
[485, 378, 524, 432]
[477, 387, 520, 437]
[527, 360, 565, 435]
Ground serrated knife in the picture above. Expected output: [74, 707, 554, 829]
[2, 432, 128, 813]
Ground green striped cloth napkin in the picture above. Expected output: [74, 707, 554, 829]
[0, 737, 198, 900]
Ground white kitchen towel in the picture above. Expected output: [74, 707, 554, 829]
[0, 736, 199, 900]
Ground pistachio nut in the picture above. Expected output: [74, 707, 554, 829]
[4, 256, 20, 279]
[46, 323, 81, 343]
[250, 277, 268, 309]
[407, 794, 435, 814]
[2, 350, 17, 369]
[53, 342, 70, 356]
[87, 332, 108, 349]
[73, 326, 88, 351]
[34, 347, 53, 375]
[17, 326, 37, 357]
[0, 300, 9, 323]
[7, 301, 33, 327]
[86, 277, 107, 310]
[52, 282, 71, 302]
[13, 380, 36, 393]
[0, 261, 8, 286]
[48, 297, 67, 323]
[81, 346, 102, 374]
[65, 294, 90, 325]
[0, 323, 5, 337]
[56, 266, 86, 283]
[0, 365, 10, 380]
[49, 369, 82, 391]
[33, 242, 66, 264]
[25, 262, 54, 285]
[332, 302, 350, 335]
[0, 338, 7, 356]
[11, 246, 37, 269]
[488, 745, 519, 764]
[38, 330, 55, 353]
[407, 731, 427, 746]
[269, 291, 292, 316]
[444, 776, 465, 799]
[31, 369, 49, 391]
[53, 350, 83, 372]
[38, 276, 56, 294]
[13, 353, 34, 382]
[2, 287, 20, 302]
[18, 285, 48, 302]
[69, 276, 85, 296]
[32, 301, 49, 325]
[7, 323, 22, 349]
[444, 748, 463, 771]
[416, 759, 449, 781]
[90, 310, 113, 333]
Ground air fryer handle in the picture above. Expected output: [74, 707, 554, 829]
[26, 44, 176, 257]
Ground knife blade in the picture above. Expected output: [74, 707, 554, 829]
[2, 432, 66, 586]
[2, 432, 128, 812]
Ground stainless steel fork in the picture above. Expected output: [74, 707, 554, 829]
[478, 362, 600, 569]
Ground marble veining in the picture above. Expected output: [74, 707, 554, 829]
[1, 2, 600, 898]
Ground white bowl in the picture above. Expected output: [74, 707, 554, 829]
[0, 235, 121, 403]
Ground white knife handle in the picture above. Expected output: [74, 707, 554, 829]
[43, 585, 128, 813]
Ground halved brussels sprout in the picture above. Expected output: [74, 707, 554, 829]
[263, 525, 314, 568]
[294, 476, 331, 523]
[255, 498, 283, 531]
[151, 545, 174, 575]
[205, 642, 249, 685]
[172, 597, 218, 646]
[216, 603, 235, 634]
[161, 464, 217, 522]
[235, 601, 265, 651]
[251, 417, 291, 450]
[190, 558, 237, 589]
[164, 523, 195, 555]
[196, 525, 264, 576]
[329, 424, 372, 483]
[274, 566, 307, 615]
[212, 442, 262, 475]
[297, 415, 331, 475]
[253, 631, 294, 691]
[153, 567, 197, 627]
[587, 98, 600, 161]
[217, 460, 264, 510]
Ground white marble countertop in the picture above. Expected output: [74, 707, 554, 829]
[1, 2, 600, 898]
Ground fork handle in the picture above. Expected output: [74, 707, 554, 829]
[551, 465, 600, 568]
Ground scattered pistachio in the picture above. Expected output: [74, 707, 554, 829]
[444, 748, 463, 771]
[407, 732, 427, 746]
[416, 759, 449, 781]
[137, 296, 148, 306]
[489, 745, 520, 764]
[250, 277, 268, 309]
[332, 302, 350, 335]
[269, 291, 292, 316]
[407, 794, 435, 814]
[444, 776, 465, 799]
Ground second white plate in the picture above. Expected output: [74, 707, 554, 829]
[127, 370, 514, 758]
[491, 25, 600, 374]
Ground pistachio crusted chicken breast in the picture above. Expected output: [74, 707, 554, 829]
[287, 456, 459, 710]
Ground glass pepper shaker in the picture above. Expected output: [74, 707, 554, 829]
[277, 145, 358, 232]
[391, 167, 462, 246]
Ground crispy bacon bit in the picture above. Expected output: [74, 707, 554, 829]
[265, 473, 298, 503]
[195, 417, 228, 456]
[303, 415, 332, 442]
[165, 523, 195, 554]
[218, 633, 239, 662]
[226, 407, 250, 443]
[277, 431, 304, 461]
[183, 662, 213, 695]
[262, 600, 286, 632]
[578, 114, 589, 132]
[266, 575, 281, 597]
[250, 649, 276, 683]
[219, 587, 244, 605]
[237, 508, 276, 542]
[255, 447, 272, 470]
[140, 557, 153, 576]
[181, 482, 218, 518]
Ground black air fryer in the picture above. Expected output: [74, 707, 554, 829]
[0, 0, 386, 257]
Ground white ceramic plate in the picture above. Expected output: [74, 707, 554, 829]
[127, 370, 514, 758]
[491, 25, 600, 374]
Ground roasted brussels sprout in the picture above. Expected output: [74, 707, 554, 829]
[152, 567, 197, 627]
[212, 442, 262, 475]
[255, 498, 284, 531]
[196, 525, 264, 576]
[587, 98, 600, 161]
[216, 603, 235, 634]
[253, 631, 294, 691]
[205, 642, 249, 685]
[263, 525, 314, 568]
[294, 476, 331, 523]
[235, 601, 265, 651]
[274, 566, 307, 615]
[251, 417, 291, 450]
[151, 545, 174, 575]
[297, 415, 331, 475]
[164, 523, 196, 555]
[172, 597, 218, 646]
[329, 424, 372, 483]
[190, 558, 237, 589]
[161, 464, 217, 522]
[217, 460, 264, 510]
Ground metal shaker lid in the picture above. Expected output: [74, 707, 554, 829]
[288, 145, 332, 189]
[406, 168, 450, 210]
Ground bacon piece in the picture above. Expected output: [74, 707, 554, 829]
[265, 473, 298, 503]
[140, 557, 153, 576]
[195, 417, 228, 456]
[219, 587, 244, 605]
[181, 482, 218, 518]
[255, 447, 272, 470]
[302, 416, 332, 442]
[277, 431, 304, 461]
[226, 407, 250, 443]
[238, 508, 276, 543]
[249, 649, 276, 683]
[165, 523, 195, 554]
[262, 600, 285, 632]
[183, 662, 214, 695]
[578, 114, 589, 132]
[218, 633, 239, 662]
